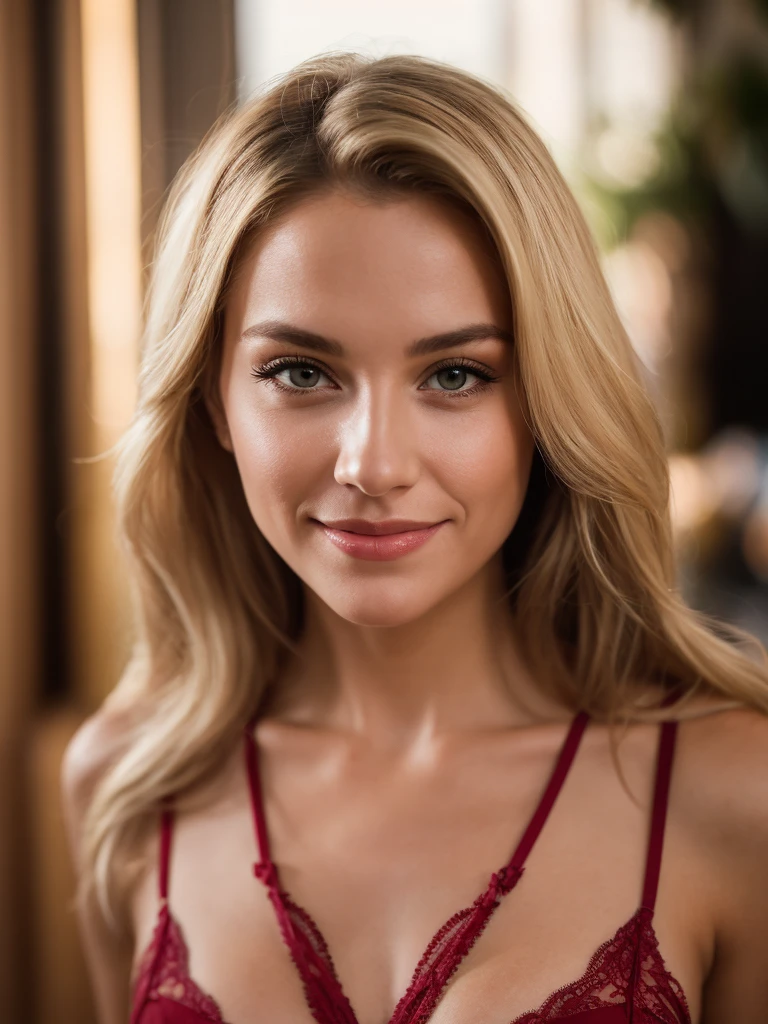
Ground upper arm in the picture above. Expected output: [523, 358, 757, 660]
[60, 709, 136, 1024]
[687, 709, 768, 1023]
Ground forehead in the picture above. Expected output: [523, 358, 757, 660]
[224, 190, 511, 335]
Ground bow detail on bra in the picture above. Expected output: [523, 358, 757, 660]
[130, 705, 692, 1024]
[252, 860, 279, 889]
[482, 864, 523, 906]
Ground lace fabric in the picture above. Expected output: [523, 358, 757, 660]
[252, 863, 525, 1024]
[130, 708, 692, 1024]
[509, 907, 690, 1023]
[131, 902, 225, 1023]
[131, 900, 691, 1024]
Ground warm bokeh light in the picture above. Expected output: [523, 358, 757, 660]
[80, 0, 142, 435]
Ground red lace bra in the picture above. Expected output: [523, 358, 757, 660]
[129, 710, 692, 1024]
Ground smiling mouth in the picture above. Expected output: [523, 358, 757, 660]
[312, 519, 448, 561]
[316, 518, 444, 536]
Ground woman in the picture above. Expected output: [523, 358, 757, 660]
[62, 52, 768, 1024]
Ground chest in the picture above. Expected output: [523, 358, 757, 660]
[130, 754, 705, 1024]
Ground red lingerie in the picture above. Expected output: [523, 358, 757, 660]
[130, 709, 692, 1023]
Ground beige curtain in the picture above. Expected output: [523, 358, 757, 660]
[0, 2, 236, 1021]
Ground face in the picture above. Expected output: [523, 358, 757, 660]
[210, 189, 535, 627]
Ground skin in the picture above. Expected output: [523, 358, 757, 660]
[62, 189, 768, 1024]
[209, 187, 546, 742]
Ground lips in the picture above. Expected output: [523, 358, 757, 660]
[317, 518, 441, 535]
[312, 518, 448, 561]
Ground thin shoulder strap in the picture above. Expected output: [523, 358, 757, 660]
[506, 710, 590, 870]
[640, 715, 678, 913]
[243, 709, 590, 879]
[243, 713, 273, 869]
[158, 802, 174, 902]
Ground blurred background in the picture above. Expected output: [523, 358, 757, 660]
[1, 0, 767, 1020]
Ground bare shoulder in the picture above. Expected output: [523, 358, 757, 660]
[61, 700, 136, 846]
[671, 696, 768, 1022]
[60, 700, 139, 1024]
[672, 697, 768, 851]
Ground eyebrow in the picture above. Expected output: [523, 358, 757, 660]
[239, 319, 514, 358]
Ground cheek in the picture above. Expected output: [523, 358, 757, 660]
[428, 401, 534, 524]
[226, 396, 328, 535]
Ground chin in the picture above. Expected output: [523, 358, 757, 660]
[318, 578, 444, 628]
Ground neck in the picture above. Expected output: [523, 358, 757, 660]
[264, 557, 569, 747]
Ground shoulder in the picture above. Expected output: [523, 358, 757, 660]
[60, 700, 137, 860]
[623, 696, 768, 1019]
[60, 703, 139, 1024]
[672, 700, 768, 854]
[671, 699, 768, 1015]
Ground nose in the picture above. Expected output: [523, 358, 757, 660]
[333, 383, 420, 496]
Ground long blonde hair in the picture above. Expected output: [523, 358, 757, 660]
[81, 51, 768, 934]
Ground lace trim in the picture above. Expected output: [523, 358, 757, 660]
[255, 862, 523, 1024]
[132, 903, 225, 1023]
[509, 907, 691, 1023]
[275, 889, 359, 1024]
[390, 865, 523, 1024]
[131, 903, 691, 1024]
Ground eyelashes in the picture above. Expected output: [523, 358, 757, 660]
[249, 354, 501, 400]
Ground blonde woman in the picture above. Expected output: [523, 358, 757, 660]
[62, 52, 768, 1024]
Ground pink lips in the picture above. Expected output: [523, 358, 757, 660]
[313, 518, 448, 561]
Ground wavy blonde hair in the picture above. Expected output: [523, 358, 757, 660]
[80, 51, 768, 934]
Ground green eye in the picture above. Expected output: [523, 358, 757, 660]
[251, 357, 335, 393]
[283, 366, 323, 388]
[251, 355, 500, 400]
[432, 367, 471, 391]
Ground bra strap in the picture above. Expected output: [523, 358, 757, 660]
[244, 713, 274, 870]
[507, 710, 590, 870]
[640, 717, 678, 912]
[243, 709, 591, 881]
[158, 802, 174, 901]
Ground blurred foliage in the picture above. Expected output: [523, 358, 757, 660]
[583, 104, 711, 247]
[585, 46, 768, 247]
[643, 0, 687, 20]
[646, 0, 768, 22]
